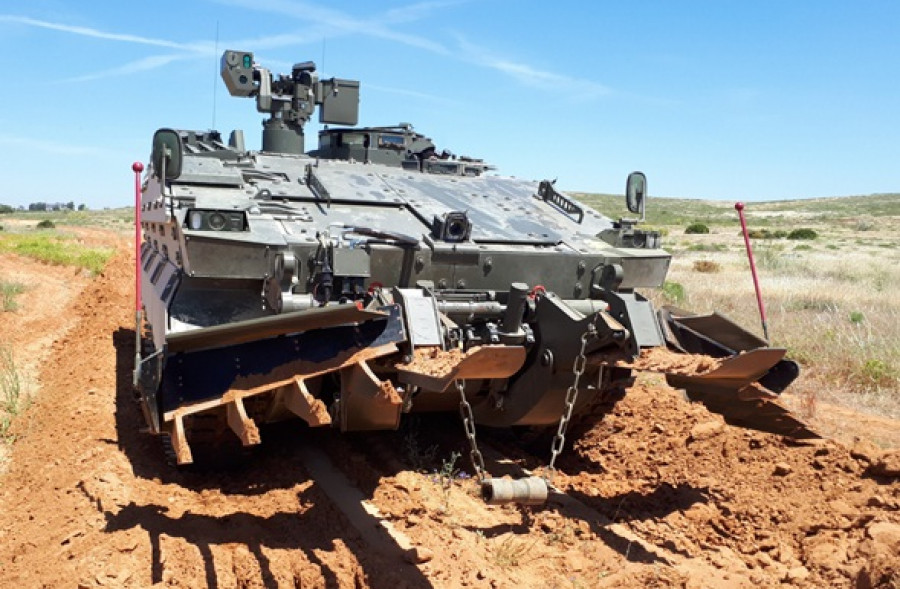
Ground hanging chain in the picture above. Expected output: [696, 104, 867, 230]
[546, 323, 596, 482]
[456, 379, 488, 481]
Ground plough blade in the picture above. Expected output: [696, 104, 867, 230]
[664, 351, 819, 439]
[157, 304, 407, 464]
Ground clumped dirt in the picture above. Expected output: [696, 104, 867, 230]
[397, 347, 466, 377]
[619, 347, 721, 375]
[0, 230, 898, 588]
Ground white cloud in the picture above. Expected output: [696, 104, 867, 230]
[212, 0, 451, 55]
[0, 14, 206, 52]
[0, 133, 109, 156]
[453, 34, 611, 101]
[60, 54, 191, 83]
[365, 83, 460, 107]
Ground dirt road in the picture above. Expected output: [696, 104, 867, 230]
[0, 230, 897, 588]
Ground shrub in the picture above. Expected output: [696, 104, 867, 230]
[684, 223, 709, 235]
[661, 281, 685, 304]
[692, 260, 721, 273]
[1, 281, 25, 312]
[36, 219, 55, 229]
[746, 228, 787, 239]
[854, 217, 875, 231]
[688, 243, 726, 252]
[787, 228, 817, 240]
[849, 311, 865, 324]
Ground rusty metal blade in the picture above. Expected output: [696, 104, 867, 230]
[671, 348, 786, 388]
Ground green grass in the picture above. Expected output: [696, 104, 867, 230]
[0, 207, 134, 229]
[0, 233, 112, 274]
[1, 281, 26, 312]
[572, 192, 900, 229]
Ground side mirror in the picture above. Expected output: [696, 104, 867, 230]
[625, 171, 647, 219]
[151, 129, 183, 180]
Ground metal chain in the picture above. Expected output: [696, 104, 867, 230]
[546, 323, 596, 482]
[456, 379, 488, 481]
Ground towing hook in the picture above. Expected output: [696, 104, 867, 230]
[481, 476, 549, 506]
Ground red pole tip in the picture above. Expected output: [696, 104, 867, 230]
[734, 202, 745, 211]
[132, 161, 144, 173]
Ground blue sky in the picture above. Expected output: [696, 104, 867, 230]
[1, 1, 898, 208]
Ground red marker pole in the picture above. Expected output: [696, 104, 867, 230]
[735, 202, 769, 341]
[132, 162, 145, 384]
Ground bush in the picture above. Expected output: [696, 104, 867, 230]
[692, 260, 721, 273]
[661, 281, 686, 304]
[36, 219, 55, 229]
[787, 228, 818, 240]
[684, 223, 709, 235]
[746, 228, 787, 239]
[854, 217, 875, 231]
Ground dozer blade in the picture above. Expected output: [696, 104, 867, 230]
[396, 345, 527, 392]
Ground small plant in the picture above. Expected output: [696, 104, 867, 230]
[661, 281, 685, 304]
[1, 281, 25, 312]
[431, 451, 469, 510]
[849, 311, 865, 324]
[684, 222, 709, 234]
[492, 535, 537, 568]
[857, 358, 895, 387]
[36, 219, 55, 229]
[755, 243, 788, 271]
[692, 260, 720, 273]
[787, 228, 818, 240]
[0, 413, 12, 442]
[1, 347, 23, 417]
[854, 217, 875, 231]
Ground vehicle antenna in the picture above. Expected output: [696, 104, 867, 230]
[212, 21, 220, 130]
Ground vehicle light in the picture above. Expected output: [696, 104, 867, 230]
[188, 211, 203, 230]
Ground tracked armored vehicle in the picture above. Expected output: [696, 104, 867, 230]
[134, 50, 811, 480]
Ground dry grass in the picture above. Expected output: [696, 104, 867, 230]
[644, 220, 900, 420]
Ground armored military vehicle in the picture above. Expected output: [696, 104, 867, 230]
[134, 50, 810, 486]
